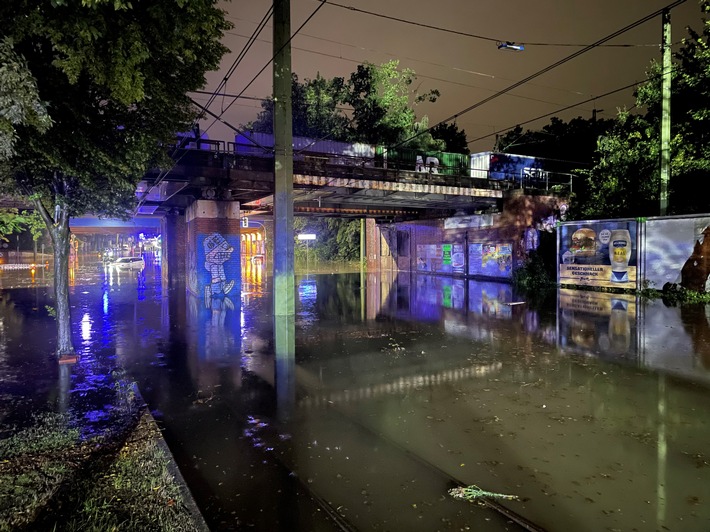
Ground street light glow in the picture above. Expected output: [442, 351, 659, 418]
[497, 41, 525, 52]
[297, 234, 316, 240]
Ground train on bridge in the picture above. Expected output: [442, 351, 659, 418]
[232, 132, 578, 190]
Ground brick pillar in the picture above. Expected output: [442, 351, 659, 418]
[185, 200, 241, 301]
[162, 209, 187, 289]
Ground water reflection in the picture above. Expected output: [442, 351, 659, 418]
[558, 289, 638, 360]
[2, 265, 710, 531]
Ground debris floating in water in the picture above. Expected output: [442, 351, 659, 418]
[448, 485, 519, 502]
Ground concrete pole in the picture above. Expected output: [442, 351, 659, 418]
[273, 0, 296, 413]
[360, 218, 366, 321]
[273, 0, 295, 316]
[660, 9, 671, 216]
[360, 218, 366, 271]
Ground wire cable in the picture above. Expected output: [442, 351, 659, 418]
[215, 30, 598, 124]
[200, 5, 274, 119]
[319, 0, 665, 48]
[138, 0, 331, 215]
[390, 0, 689, 150]
[202, 0, 329, 139]
[467, 64, 680, 146]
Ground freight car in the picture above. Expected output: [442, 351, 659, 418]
[234, 132, 575, 188]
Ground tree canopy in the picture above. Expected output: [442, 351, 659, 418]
[0, 0, 230, 356]
[430, 122, 470, 155]
[494, 116, 614, 165]
[249, 73, 352, 141]
[0, 37, 52, 161]
[1, 0, 230, 219]
[578, 0, 710, 218]
[246, 60, 452, 152]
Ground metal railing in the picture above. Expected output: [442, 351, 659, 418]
[168, 143, 574, 195]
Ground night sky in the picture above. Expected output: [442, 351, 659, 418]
[196, 0, 705, 152]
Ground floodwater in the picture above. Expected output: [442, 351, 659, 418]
[1, 257, 710, 531]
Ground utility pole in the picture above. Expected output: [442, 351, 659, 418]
[273, 0, 295, 317]
[660, 8, 672, 216]
[273, 0, 296, 421]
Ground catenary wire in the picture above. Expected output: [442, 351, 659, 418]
[137, 0, 332, 215]
[200, 5, 274, 118]
[202, 0, 329, 140]
[391, 0, 688, 150]
[215, 29, 598, 123]
[318, 0, 664, 48]
[467, 64, 680, 146]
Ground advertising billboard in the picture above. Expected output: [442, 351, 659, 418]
[558, 220, 637, 289]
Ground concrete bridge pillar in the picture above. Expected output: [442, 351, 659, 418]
[161, 209, 187, 289]
[185, 200, 241, 304]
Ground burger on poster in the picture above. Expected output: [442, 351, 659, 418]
[570, 228, 597, 256]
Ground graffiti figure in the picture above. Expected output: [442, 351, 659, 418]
[203, 232, 235, 304]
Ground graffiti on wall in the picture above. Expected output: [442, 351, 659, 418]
[644, 216, 710, 291]
[185, 231, 242, 360]
[416, 244, 464, 274]
[468, 243, 513, 279]
[188, 232, 240, 308]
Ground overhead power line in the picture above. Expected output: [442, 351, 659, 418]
[220, 28, 597, 118]
[320, 0, 664, 48]
[391, 0, 689, 150]
[200, 6, 274, 119]
[467, 64, 680, 146]
[202, 0, 329, 138]
[140, 1, 327, 214]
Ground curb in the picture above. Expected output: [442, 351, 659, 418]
[132, 384, 210, 532]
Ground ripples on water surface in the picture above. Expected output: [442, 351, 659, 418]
[0, 259, 709, 531]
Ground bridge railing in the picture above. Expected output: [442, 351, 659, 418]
[169, 144, 572, 195]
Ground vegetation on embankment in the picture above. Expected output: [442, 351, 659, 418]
[0, 400, 203, 531]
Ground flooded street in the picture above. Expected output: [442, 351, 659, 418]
[1, 258, 709, 531]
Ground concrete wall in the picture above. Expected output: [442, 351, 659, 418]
[161, 211, 187, 288]
[367, 193, 565, 279]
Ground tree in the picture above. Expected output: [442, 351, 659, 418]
[0, 37, 52, 161]
[346, 60, 441, 149]
[246, 62, 443, 151]
[248, 73, 352, 141]
[293, 217, 361, 265]
[430, 122, 469, 154]
[0, 0, 230, 357]
[0, 208, 28, 242]
[580, 1, 710, 218]
[578, 111, 660, 218]
[494, 117, 615, 164]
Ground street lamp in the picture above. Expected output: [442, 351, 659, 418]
[497, 41, 525, 52]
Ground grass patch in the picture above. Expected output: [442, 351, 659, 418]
[58, 411, 199, 532]
[0, 413, 81, 530]
[0, 402, 202, 531]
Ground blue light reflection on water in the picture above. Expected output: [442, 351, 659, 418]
[3, 263, 710, 530]
[81, 313, 92, 342]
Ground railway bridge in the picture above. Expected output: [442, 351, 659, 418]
[4, 142, 569, 291]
